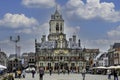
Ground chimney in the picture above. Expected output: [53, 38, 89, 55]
[73, 35, 76, 43]
[78, 39, 81, 47]
[42, 35, 46, 42]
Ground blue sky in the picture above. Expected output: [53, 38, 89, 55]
[0, 0, 120, 56]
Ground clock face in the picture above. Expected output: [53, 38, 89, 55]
[60, 35, 63, 39]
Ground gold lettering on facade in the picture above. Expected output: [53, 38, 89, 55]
[54, 50, 68, 54]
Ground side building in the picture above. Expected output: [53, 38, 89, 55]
[22, 52, 36, 68]
[0, 50, 8, 67]
[7, 54, 22, 72]
[95, 52, 108, 67]
[82, 48, 99, 70]
[108, 43, 120, 66]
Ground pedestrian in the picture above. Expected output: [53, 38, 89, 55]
[63, 69, 65, 74]
[17, 69, 21, 78]
[22, 70, 26, 78]
[113, 69, 118, 80]
[32, 70, 36, 78]
[107, 69, 111, 80]
[39, 67, 44, 80]
[49, 68, 52, 75]
[78, 69, 80, 74]
[81, 68, 86, 80]
[58, 69, 60, 75]
[67, 69, 70, 74]
[8, 73, 14, 80]
[14, 70, 17, 78]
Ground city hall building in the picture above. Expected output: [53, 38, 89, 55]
[35, 9, 99, 72]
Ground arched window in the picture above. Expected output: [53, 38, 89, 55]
[56, 23, 59, 31]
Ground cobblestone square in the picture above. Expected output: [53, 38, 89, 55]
[14, 73, 119, 80]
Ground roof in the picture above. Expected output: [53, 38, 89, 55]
[83, 48, 99, 53]
[9, 54, 16, 58]
[51, 9, 63, 20]
[54, 9, 60, 15]
[113, 43, 120, 48]
[0, 51, 7, 57]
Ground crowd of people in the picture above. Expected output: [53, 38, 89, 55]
[107, 69, 119, 80]
[1, 67, 120, 80]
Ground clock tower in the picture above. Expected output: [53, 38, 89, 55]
[48, 9, 64, 41]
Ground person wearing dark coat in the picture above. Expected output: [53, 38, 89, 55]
[49, 68, 52, 75]
[113, 69, 118, 80]
[39, 67, 44, 80]
[32, 70, 35, 78]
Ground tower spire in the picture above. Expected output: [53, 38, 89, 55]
[55, 4, 59, 15]
[56, 4, 58, 11]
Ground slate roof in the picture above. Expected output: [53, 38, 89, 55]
[113, 43, 120, 48]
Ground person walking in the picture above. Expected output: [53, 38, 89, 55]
[57, 69, 60, 75]
[107, 69, 111, 80]
[113, 69, 119, 80]
[81, 68, 86, 80]
[67, 69, 70, 75]
[14, 70, 17, 78]
[32, 70, 36, 78]
[49, 68, 52, 75]
[63, 69, 65, 74]
[17, 69, 21, 78]
[8, 73, 14, 80]
[22, 70, 26, 78]
[39, 67, 44, 80]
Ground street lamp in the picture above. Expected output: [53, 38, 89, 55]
[10, 35, 20, 77]
[10, 35, 20, 68]
[10, 35, 20, 59]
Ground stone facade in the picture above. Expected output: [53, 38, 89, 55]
[22, 52, 36, 68]
[8, 54, 22, 72]
[35, 9, 99, 72]
[108, 43, 120, 66]
[82, 48, 99, 70]
[0, 51, 7, 66]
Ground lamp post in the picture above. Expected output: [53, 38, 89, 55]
[10, 35, 20, 77]
[10, 35, 20, 60]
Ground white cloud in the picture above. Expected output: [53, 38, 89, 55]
[0, 40, 9, 44]
[107, 26, 120, 38]
[0, 13, 38, 28]
[82, 39, 109, 51]
[15, 28, 32, 34]
[16, 21, 80, 39]
[82, 39, 120, 52]
[64, 24, 80, 39]
[15, 21, 49, 36]
[0, 39, 13, 56]
[80, 25, 120, 52]
[66, 0, 120, 22]
[34, 22, 49, 36]
[66, 0, 84, 9]
[20, 39, 35, 53]
[22, 0, 56, 8]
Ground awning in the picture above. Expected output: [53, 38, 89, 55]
[0, 65, 7, 69]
